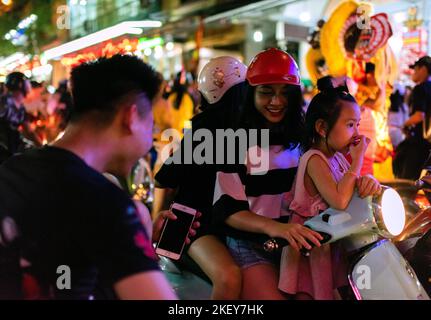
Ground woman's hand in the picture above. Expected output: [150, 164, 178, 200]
[152, 210, 201, 244]
[268, 221, 323, 252]
[356, 174, 382, 198]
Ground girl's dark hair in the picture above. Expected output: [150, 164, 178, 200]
[239, 83, 305, 150]
[302, 76, 357, 152]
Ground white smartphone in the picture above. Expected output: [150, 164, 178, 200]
[155, 202, 197, 260]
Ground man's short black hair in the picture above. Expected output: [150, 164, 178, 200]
[70, 54, 161, 124]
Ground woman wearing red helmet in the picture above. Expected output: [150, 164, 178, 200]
[213, 48, 323, 299]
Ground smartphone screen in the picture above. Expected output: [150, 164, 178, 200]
[156, 207, 195, 255]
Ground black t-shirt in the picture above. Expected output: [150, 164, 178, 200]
[0, 146, 159, 299]
[409, 80, 431, 138]
[155, 104, 241, 239]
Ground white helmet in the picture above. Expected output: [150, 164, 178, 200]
[198, 56, 247, 104]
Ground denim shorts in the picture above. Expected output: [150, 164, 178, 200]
[226, 236, 278, 269]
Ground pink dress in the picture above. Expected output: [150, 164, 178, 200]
[278, 149, 349, 300]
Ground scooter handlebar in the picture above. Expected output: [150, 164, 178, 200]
[263, 229, 331, 257]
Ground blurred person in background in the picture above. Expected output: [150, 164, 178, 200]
[152, 72, 174, 175]
[355, 62, 380, 175]
[167, 70, 195, 136]
[24, 81, 46, 116]
[388, 83, 409, 149]
[0, 72, 42, 163]
[393, 56, 431, 179]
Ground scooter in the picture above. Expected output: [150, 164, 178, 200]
[130, 157, 429, 300]
[367, 163, 431, 255]
[264, 187, 430, 300]
[394, 178, 431, 296]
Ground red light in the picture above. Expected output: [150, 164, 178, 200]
[415, 194, 430, 209]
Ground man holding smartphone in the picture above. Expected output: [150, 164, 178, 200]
[0, 55, 177, 299]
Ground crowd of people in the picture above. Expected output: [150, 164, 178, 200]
[0, 48, 430, 300]
[0, 73, 73, 165]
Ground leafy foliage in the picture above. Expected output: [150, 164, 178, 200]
[0, 0, 57, 57]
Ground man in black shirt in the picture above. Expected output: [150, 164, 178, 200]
[0, 55, 176, 299]
[405, 56, 431, 137]
[393, 56, 431, 179]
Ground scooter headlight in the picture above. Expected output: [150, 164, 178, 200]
[373, 187, 406, 237]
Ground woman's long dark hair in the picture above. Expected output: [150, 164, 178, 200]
[238, 83, 305, 150]
[302, 76, 357, 152]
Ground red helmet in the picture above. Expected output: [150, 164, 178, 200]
[246, 48, 301, 86]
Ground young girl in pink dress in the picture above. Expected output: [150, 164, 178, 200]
[278, 76, 381, 300]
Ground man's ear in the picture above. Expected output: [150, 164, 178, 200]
[121, 103, 138, 134]
[315, 119, 328, 138]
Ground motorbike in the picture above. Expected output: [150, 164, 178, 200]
[130, 153, 430, 300]
[380, 146, 431, 220]
[393, 178, 431, 296]
[264, 187, 430, 300]
[380, 165, 431, 254]
[129, 155, 431, 300]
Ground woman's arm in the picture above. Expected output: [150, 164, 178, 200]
[226, 210, 322, 251]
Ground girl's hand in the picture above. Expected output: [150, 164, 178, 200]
[349, 135, 370, 162]
[356, 175, 382, 198]
[269, 222, 323, 252]
[152, 210, 201, 244]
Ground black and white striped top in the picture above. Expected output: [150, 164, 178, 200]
[213, 144, 300, 241]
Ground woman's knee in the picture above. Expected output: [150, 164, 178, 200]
[211, 264, 242, 299]
[215, 264, 242, 289]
